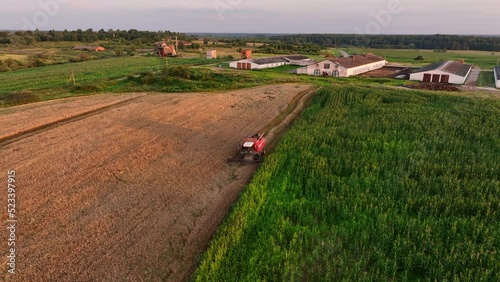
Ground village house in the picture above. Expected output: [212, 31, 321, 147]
[241, 49, 253, 59]
[297, 53, 387, 77]
[206, 50, 217, 59]
[154, 42, 177, 57]
[72, 46, 105, 51]
[494, 66, 500, 88]
[409, 61, 472, 84]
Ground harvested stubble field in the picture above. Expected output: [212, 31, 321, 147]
[0, 84, 312, 281]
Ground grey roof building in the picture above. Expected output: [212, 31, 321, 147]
[410, 61, 473, 84]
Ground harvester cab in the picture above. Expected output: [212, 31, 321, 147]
[229, 133, 266, 163]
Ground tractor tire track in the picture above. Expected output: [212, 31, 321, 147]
[263, 87, 319, 151]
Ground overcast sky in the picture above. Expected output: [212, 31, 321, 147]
[1, 0, 498, 34]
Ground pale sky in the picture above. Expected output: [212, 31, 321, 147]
[0, 0, 498, 34]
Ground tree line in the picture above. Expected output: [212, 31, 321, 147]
[2, 30, 500, 51]
[195, 33, 500, 51]
[262, 34, 500, 51]
[0, 29, 190, 46]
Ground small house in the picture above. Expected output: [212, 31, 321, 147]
[155, 42, 177, 57]
[409, 61, 472, 84]
[206, 50, 217, 59]
[241, 49, 252, 59]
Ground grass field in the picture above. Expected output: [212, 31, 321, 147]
[345, 48, 500, 69]
[194, 86, 500, 281]
[478, 71, 496, 87]
[0, 56, 227, 100]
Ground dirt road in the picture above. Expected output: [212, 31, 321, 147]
[0, 84, 313, 281]
[337, 50, 350, 58]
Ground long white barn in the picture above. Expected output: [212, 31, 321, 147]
[229, 55, 312, 70]
[297, 53, 387, 77]
[409, 61, 472, 85]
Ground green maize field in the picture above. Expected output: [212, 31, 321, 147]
[195, 86, 499, 281]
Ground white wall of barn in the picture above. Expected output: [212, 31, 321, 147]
[301, 60, 337, 76]
[301, 60, 386, 77]
[494, 68, 500, 88]
[409, 70, 469, 84]
[255, 62, 286, 69]
[229, 60, 286, 70]
[345, 61, 387, 77]
[229, 60, 258, 69]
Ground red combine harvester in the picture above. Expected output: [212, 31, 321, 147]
[229, 133, 266, 163]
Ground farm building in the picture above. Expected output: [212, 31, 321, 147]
[241, 49, 252, 59]
[283, 55, 314, 66]
[206, 50, 217, 59]
[154, 42, 177, 57]
[494, 66, 500, 88]
[230, 55, 312, 70]
[297, 53, 387, 77]
[409, 61, 472, 84]
[230, 57, 286, 70]
[72, 46, 105, 51]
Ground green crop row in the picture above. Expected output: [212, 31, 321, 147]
[194, 86, 499, 281]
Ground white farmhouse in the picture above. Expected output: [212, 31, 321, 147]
[494, 66, 500, 88]
[297, 53, 387, 77]
[409, 61, 472, 84]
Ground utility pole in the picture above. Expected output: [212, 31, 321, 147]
[67, 71, 76, 86]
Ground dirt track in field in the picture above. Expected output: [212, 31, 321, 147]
[0, 84, 313, 282]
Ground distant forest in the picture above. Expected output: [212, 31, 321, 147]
[206, 34, 500, 52]
[266, 34, 500, 51]
[0, 29, 190, 45]
[1, 30, 500, 52]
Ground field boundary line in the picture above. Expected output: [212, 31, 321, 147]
[264, 86, 320, 151]
[0, 95, 146, 146]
